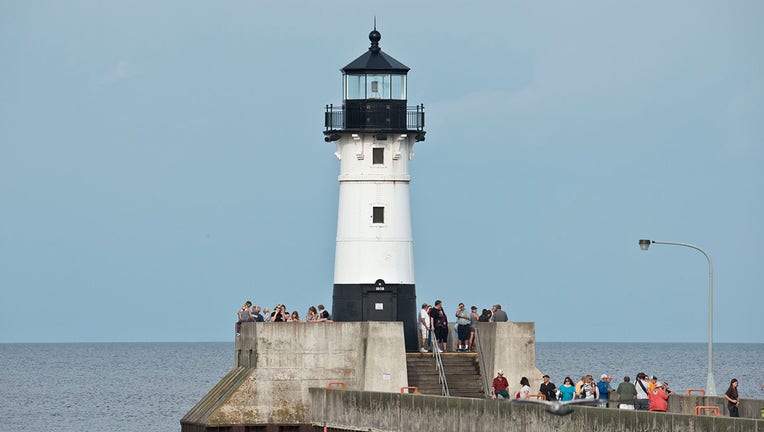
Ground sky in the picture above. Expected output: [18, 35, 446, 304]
[1, 0, 762, 344]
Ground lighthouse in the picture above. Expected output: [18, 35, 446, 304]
[324, 28, 425, 351]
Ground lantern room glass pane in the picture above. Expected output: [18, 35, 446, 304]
[345, 74, 365, 100]
[366, 74, 390, 99]
[391, 75, 406, 100]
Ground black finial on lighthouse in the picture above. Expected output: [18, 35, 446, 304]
[369, 28, 381, 53]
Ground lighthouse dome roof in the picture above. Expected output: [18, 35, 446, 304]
[341, 29, 410, 74]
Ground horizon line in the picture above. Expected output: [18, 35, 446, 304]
[1, 340, 762, 345]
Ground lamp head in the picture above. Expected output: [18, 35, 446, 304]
[639, 239, 652, 251]
[324, 133, 341, 142]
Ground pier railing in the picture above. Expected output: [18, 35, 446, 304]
[430, 330, 450, 397]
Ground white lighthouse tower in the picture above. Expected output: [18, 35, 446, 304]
[324, 28, 425, 351]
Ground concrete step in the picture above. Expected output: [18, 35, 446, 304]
[406, 352, 485, 398]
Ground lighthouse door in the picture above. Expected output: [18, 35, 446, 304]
[363, 291, 396, 321]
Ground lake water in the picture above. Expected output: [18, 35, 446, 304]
[1, 342, 761, 432]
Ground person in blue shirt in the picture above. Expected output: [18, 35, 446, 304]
[558, 376, 576, 401]
[597, 374, 612, 407]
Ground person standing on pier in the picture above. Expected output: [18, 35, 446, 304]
[478, 309, 492, 322]
[575, 376, 585, 398]
[317, 304, 331, 321]
[615, 376, 636, 410]
[583, 375, 599, 400]
[648, 382, 669, 412]
[596, 374, 612, 407]
[236, 301, 253, 333]
[306, 306, 319, 322]
[558, 377, 576, 401]
[251, 305, 264, 322]
[468, 306, 478, 352]
[724, 378, 740, 417]
[429, 300, 448, 353]
[634, 372, 650, 410]
[419, 303, 430, 352]
[518, 377, 532, 399]
[539, 375, 558, 401]
[455, 303, 471, 352]
[491, 304, 508, 322]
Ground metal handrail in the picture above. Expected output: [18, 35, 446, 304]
[430, 330, 449, 397]
[695, 405, 721, 416]
[327, 382, 346, 390]
[474, 327, 491, 399]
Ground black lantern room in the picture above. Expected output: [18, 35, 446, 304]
[325, 29, 425, 141]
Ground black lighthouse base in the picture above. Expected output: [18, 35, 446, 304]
[332, 282, 418, 352]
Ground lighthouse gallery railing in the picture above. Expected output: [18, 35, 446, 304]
[324, 104, 425, 131]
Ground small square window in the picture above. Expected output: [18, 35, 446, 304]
[372, 206, 384, 224]
[373, 148, 384, 165]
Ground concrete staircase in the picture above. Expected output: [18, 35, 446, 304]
[406, 352, 486, 399]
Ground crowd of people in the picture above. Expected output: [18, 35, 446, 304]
[236, 298, 509, 347]
[418, 301, 509, 353]
[491, 371, 746, 417]
[235, 301, 332, 333]
[235, 297, 757, 418]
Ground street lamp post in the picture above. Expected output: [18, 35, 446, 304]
[638, 239, 716, 396]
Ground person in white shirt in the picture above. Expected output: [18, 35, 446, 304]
[418, 303, 431, 352]
[519, 377, 532, 399]
[634, 372, 651, 410]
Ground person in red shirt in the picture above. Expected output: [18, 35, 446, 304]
[648, 381, 669, 412]
[492, 370, 509, 399]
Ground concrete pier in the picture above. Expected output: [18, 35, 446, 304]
[181, 321, 550, 430]
[181, 322, 407, 429]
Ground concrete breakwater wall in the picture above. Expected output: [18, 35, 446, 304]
[475, 322, 543, 394]
[440, 322, 544, 393]
[181, 321, 546, 430]
[309, 388, 763, 432]
[182, 322, 407, 429]
[667, 393, 764, 419]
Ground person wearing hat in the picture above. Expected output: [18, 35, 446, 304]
[419, 303, 431, 352]
[454, 303, 471, 352]
[492, 369, 509, 399]
[468, 306, 479, 351]
[648, 381, 669, 412]
[596, 374, 612, 406]
[539, 375, 558, 401]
